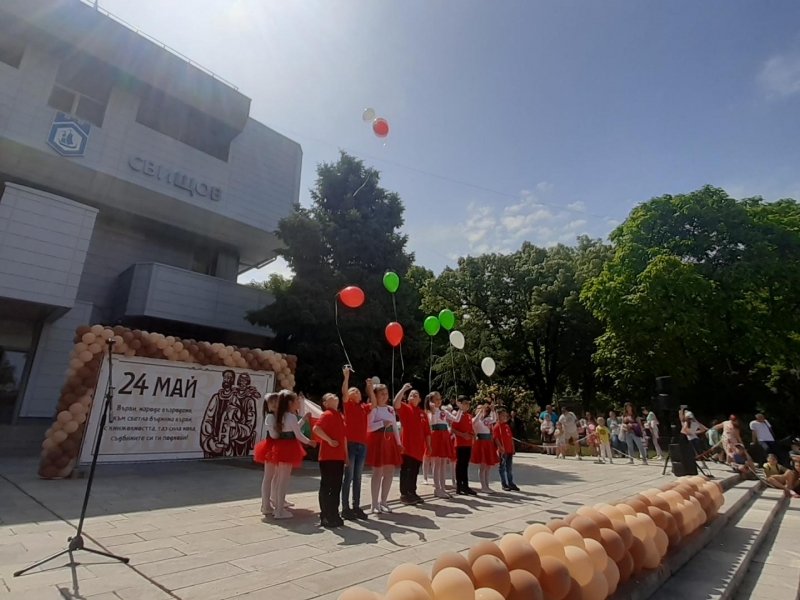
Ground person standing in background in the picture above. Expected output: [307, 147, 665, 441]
[313, 393, 347, 528]
[642, 406, 664, 460]
[750, 414, 777, 456]
[494, 408, 519, 491]
[608, 410, 622, 456]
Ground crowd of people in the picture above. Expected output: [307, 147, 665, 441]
[254, 378, 800, 527]
[254, 367, 520, 528]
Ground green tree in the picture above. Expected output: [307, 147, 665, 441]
[582, 186, 800, 426]
[422, 237, 610, 408]
[248, 152, 425, 394]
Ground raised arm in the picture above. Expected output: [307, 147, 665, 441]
[366, 379, 377, 408]
[342, 366, 351, 403]
[393, 383, 412, 410]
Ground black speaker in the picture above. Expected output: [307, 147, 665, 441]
[669, 442, 698, 477]
[656, 376, 672, 394]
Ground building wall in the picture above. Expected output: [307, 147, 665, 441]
[77, 214, 195, 323]
[0, 43, 301, 241]
[19, 300, 93, 418]
[0, 183, 97, 313]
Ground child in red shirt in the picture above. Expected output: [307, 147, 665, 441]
[493, 408, 519, 491]
[313, 393, 348, 528]
[451, 396, 478, 495]
[394, 385, 432, 505]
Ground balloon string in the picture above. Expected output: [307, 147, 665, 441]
[334, 297, 355, 370]
[391, 294, 406, 379]
[391, 346, 396, 399]
[428, 337, 434, 393]
[353, 171, 373, 197]
[450, 345, 458, 399]
[463, 350, 480, 386]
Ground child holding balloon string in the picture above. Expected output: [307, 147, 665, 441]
[365, 383, 404, 514]
[426, 393, 463, 499]
[271, 390, 317, 519]
[470, 402, 499, 493]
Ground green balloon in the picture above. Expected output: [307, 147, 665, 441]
[383, 271, 400, 293]
[423, 315, 441, 336]
[438, 309, 455, 331]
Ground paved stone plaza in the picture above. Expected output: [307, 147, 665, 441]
[0, 455, 730, 599]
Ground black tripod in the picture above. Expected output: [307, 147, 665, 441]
[14, 339, 129, 577]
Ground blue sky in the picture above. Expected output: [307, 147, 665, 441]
[101, 0, 800, 280]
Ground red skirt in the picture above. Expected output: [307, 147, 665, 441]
[366, 430, 402, 467]
[430, 429, 454, 459]
[253, 437, 274, 464]
[470, 438, 499, 466]
[272, 437, 305, 467]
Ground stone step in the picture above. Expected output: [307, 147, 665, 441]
[649, 486, 788, 600]
[611, 475, 761, 600]
[733, 499, 800, 600]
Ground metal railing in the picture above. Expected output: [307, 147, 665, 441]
[76, 0, 239, 91]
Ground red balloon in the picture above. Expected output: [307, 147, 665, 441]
[373, 118, 389, 138]
[339, 286, 365, 308]
[385, 322, 403, 347]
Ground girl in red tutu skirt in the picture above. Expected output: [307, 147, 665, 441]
[255, 393, 278, 515]
[426, 393, 462, 499]
[272, 390, 316, 519]
[366, 383, 403, 514]
[471, 402, 499, 493]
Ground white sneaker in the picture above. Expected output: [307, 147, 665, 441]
[371, 506, 381, 515]
[380, 503, 392, 513]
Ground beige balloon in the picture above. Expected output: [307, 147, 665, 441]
[63, 420, 79, 434]
[69, 358, 84, 370]
[102, 328, 114, 341]
[75, 412, 87, 425]
[57, 411, 73, 424]
[53, 430, 68, 444]
[90, 324, 104, 335]
[89, 343, 102, 354]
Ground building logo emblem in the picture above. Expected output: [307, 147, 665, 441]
[47, 112, 91, 157]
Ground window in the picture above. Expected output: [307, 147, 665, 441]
[136, 89, 236, 161]
[47, 53, 115, 127]
[191, 249, 218, 276]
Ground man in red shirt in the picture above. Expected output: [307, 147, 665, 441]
[451, 396, 477, 495]
[493, 408, 519, 491]
[394, 384, 432, 505]
[313, 393, 348, 528]
[340, 367, 373, 520]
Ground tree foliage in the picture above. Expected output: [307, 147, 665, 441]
[421, 237, 610, 409]
[248, 152, 428, 394]
[582, 186, 800, 425]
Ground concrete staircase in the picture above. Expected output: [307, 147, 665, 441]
[614, 474, 800, 600]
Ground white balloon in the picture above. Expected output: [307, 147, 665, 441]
[481, 357, 496, 377]
[371, 376, 381, 385]
[449, 330, 465, 350]
[363, 107, 376, 121]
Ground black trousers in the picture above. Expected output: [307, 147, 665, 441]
[399, 454, 422, 498]
[456, 446, 472, 489]
[319, 460, 344, 519]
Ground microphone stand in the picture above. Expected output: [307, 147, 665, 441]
[14, 338, 129, 577]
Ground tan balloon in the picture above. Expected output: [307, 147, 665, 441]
[386, 564, 433, 597]
[563, 546, 593, 587]
[69, 403, 87, 416]
[583, 538, 608, 572]
[553, 527, 586, 551]
[57, 411, 73, 424]
[337, 587, 381, 600]
[89, 343, 102, 354]
[431, 551, 474, 583]
[75, 413, 87, 425]
[69, 358, 84, 370]
[530, 532, 566, 562]
[63, 420, 79, 434]
[384, 581, 429, 600]
[653, 527, 668, 558]
[90, 324, 104, 336]
[475, 588, 504, 600]
[581, 567, 608, 600]
[431, 567, 475, 600]
[603, 556, 620, 595]
[53, 430, 68, 444]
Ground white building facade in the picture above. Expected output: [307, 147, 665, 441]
[0, 0, 301, 427]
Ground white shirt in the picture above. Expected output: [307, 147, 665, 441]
[368, 405, 402, 445]
[685, 420, 701, 441]
[429, 408, 462, 427]
[607, 417, 620, 436]
[559, 412, 578, 431]
[472, 412, 496, 435]
[750, 420, 774, 442]
[266, 413, 306, 439]
[278, 413, 311, 444]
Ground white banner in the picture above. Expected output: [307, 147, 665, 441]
[80, 356, 274, 464]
